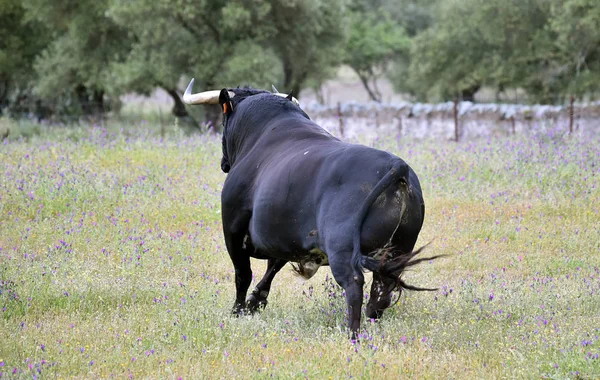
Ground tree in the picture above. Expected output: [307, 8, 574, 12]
[0, 0, 50, 117]
[402, 0, 553, 103]
[356, 0, 439, 99]
[23, 0, 133, 118]
[400, 0, 487, 101]
[266, 0, 347, 97]
[545, 0, 600, 101]
[343, 10, 410, 102]
[108, 0, 284, 131]
[396, 0, 600, 104]
[108, 0, 346, 131]
[379, 0, 439, 37]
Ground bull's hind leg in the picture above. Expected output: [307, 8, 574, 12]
[366, 238, 421, 319]
[328, 253, 365, 340]
[246, 258, 287, 313]
[366, 272, 395, 320]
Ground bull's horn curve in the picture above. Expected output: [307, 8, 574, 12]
[182, 78, 235, 105]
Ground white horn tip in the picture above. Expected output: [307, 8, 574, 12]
[183, 78, 195, 103]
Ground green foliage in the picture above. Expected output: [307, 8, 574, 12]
[547, 0, 600, 100]
[3, 0, 346, 123]
[18, 0, 132, 118]
[397, 0, 548, 102]
[266, 0, 347, 95]
[398, 0, 600, 103]
[349, 0, 438, 99]
[108, 0, 345, 126]
[343, 10, 410, 101]
[108, 0, 346, 94]
[4, 0, 600, 119]
[379, 0, 439, 37]
[0, 0, 50, 117]
[107, 0, 276, 93]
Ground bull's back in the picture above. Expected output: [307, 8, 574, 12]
[247, 140, 423, 257]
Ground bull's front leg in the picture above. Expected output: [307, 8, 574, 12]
[246, 258, 287, 313]
[222, 213, 253, 315]
[227, 242, 252, 315]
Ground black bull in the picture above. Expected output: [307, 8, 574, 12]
[207, 87, 439, 337]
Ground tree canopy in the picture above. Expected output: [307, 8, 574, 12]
[0, 0, 50, 116]
[1, 0, 599, 124]
[343, 10, 409, 102]
[22, 0, 133, 117]
[396, 0, 600, 103]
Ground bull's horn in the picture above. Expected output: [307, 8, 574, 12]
[182, 78, 235, 105]
[273, 93, 300, 106]
[271, 84, 299, 105]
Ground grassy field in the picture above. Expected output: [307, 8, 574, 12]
[1, 122, 599, 379]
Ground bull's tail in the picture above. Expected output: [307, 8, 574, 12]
[351, 160, 409, 274]
[351, 160, 444, 292]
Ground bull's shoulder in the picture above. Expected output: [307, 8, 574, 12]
[221, 167, 255, 201]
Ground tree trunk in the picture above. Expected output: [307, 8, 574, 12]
[283, 57, 294, 93]
[164, 88, 202, 132]
[460, 85, 480, 102]
[282, 58, 305, 99]
[0, 79, 8, 116]
[92, 90, 105, 116]
[314, 85, 326, 104]
[166, 87, 190, 118]
[204, 105, 222, 133]
[357, 71, 382, 102]
[75, 84, 105, 117]
[75, 84, 89, 115]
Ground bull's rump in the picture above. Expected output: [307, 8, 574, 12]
[246, 142, 423, 261]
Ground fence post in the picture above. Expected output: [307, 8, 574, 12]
[453, 98, 459, 141]
[569, 95, 574, 134]
[397, 111, 403, 136]
[159, 107, 165, 138]
[510, 116, 516, 135]
[337, 102, 344, 137]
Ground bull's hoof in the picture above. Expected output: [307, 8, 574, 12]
[231, 304, 247, 316]
[245, 293, 268, 313]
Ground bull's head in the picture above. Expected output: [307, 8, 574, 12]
[182, 78, 300, 173]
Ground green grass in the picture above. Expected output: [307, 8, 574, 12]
[1, 123, 599, 378]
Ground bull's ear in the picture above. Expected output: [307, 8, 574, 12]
[286, 91, 294, 102]
[219, 88, 234, 115]
[221, 157, 231, 173]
